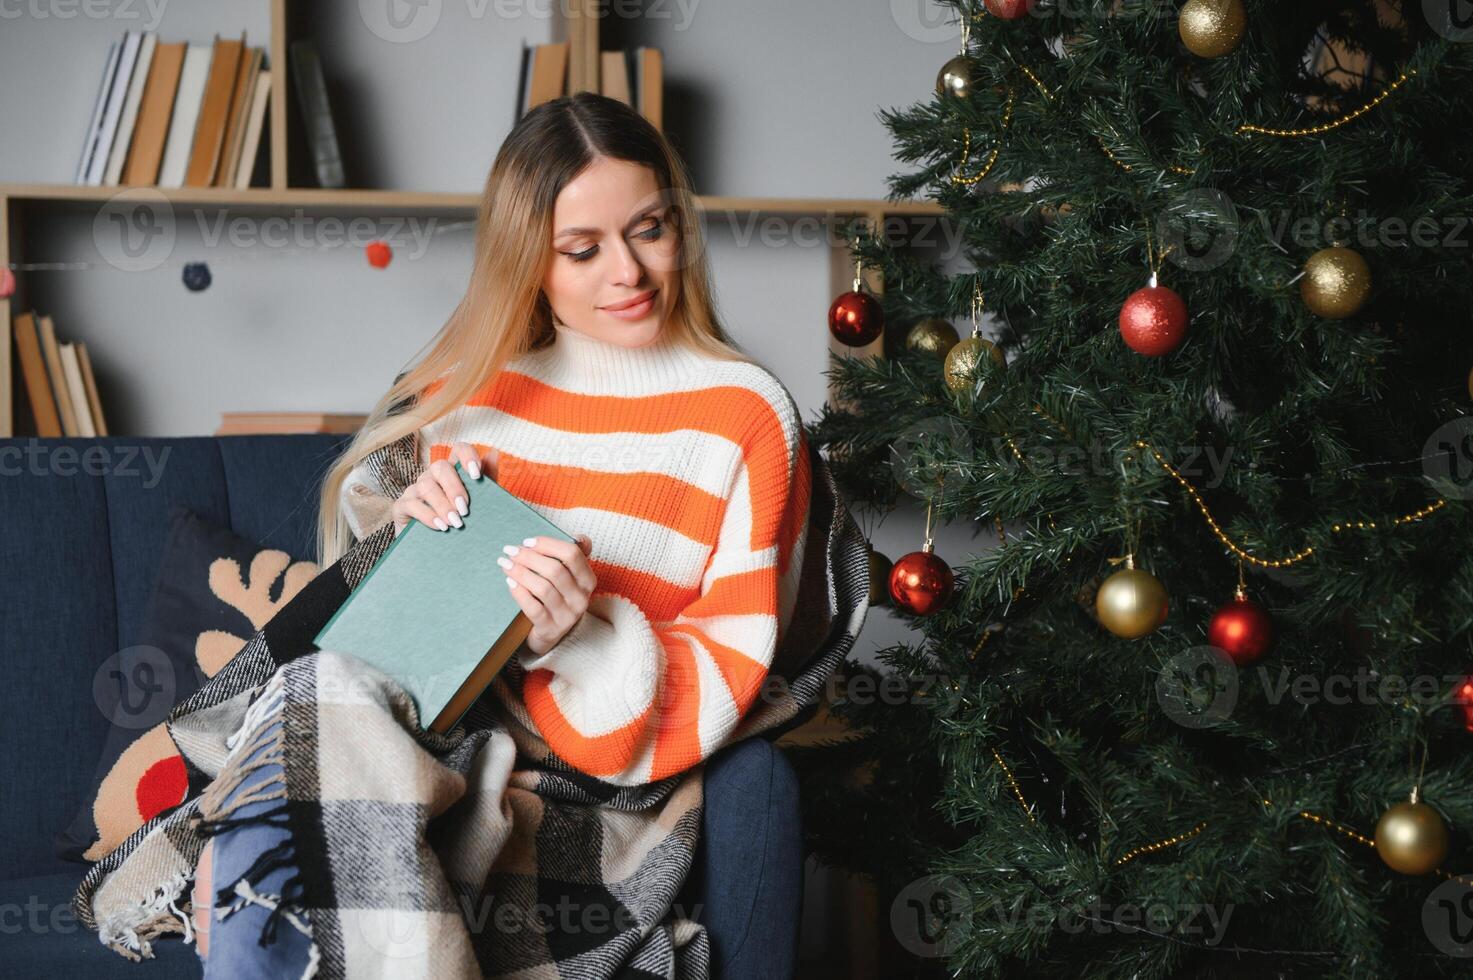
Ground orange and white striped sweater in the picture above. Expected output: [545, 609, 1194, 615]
[404, 322, 810, 786]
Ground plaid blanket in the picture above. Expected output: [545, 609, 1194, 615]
[70, 428, 870, 978]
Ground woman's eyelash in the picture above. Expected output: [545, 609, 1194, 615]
[566, 221, 664, 262]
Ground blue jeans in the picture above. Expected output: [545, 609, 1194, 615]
[687, 737, 804, 979]
[193, 714, 317, 979]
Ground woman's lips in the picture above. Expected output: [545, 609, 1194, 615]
[600, 289, 657, 319]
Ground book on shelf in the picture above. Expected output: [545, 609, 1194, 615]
[591, 47, 665, 129]
[313, 460, 579, 734]
[77, 29, 272, 190]
[515, 41, 570, 121]
[217, 411, 367, 435]
[10, 310, 109, 438]
[289, 38, 346, 190]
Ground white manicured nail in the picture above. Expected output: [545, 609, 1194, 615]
[455, 496, 468, 516]
[448, 511, 463, 529]
[522, 537, 537, 546]
[496, 556, 512, 570]
[469, 461, 481, 480]
[433, 518, 448, 531]
[506, 577, 517, 589]
[503, 544, 519, 556]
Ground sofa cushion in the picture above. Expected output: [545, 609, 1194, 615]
[55, 507, 318, 864]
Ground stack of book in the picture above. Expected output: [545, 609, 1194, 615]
[516, 41, 663, 130]
[75, 30, 273, 189]
[10, 311, 109, 437]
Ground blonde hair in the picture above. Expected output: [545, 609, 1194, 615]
[315, 92, 754, 566]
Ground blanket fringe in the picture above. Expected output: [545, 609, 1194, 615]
[189, 667, 320, 971]
[95, 868, 194, 962]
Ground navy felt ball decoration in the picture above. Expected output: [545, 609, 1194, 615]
[182, 262, 212, 292]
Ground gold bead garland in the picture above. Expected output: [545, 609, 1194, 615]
[1114, 821, 1207, 866]
[991, 747, 1036, 822]
[1237, 68, 1416, 137]
[952, 87, 1016, 186]
[1132, 439, 1446, 569]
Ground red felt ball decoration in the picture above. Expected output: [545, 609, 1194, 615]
[136, 751, 189, 822]
[1119, 283, 1189, 356]
[984, 0, 1036, 19]
[0, 267, 15, 299]
[888, 549, 954, 616]
[828, 290, 884, 347]
[1453, 677, 1473, 733]
[366, 240, 394, 269]
[1207, 595, 1275, 665]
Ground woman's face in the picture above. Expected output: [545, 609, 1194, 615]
[543, 157, 681, 349]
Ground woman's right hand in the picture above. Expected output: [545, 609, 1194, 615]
[392, 441, 500, 536]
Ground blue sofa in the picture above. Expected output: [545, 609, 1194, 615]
[0, 434, 802, 978]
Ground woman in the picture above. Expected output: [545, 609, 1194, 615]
[189, 90, 815, 976]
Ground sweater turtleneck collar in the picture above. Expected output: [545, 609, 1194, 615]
[532, 316, 704, 395]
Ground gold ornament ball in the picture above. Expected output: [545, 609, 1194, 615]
[1301, 246, 1372, 319]
[942, 335, 1006, 393]
[1374, 797, 1449, 875]
[1095, 567, 1169, 640]
[936, 55, 973, 99]
[1178, 0, 1247, 59]
[906, 318, 960, 360]
[867, 547, 893, 607]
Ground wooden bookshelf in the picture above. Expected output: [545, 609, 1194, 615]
[0, 0, 943, 438]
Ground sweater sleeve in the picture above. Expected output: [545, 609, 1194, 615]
[514, 396, 812, 785]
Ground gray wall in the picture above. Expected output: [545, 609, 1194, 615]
[1, 0, 984, 669]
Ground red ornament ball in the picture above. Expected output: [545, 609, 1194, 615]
[828, 290, 884, 347]
[984, 0, 1036, 19]
[1207, 595, 1274, 665]
[1453, 677, 1473, 733]
[1119, 284, 1189, 356]
[888, 549, 954, 616]
[366, 240, 394, 269]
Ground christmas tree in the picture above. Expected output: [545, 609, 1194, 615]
[792, 2, 1473, 977]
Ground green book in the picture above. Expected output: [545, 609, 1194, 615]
[313, 460, 577, 733]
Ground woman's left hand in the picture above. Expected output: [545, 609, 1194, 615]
[499, 533, 597, 657]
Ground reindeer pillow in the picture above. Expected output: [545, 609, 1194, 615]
[54, 506, 319, 864]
